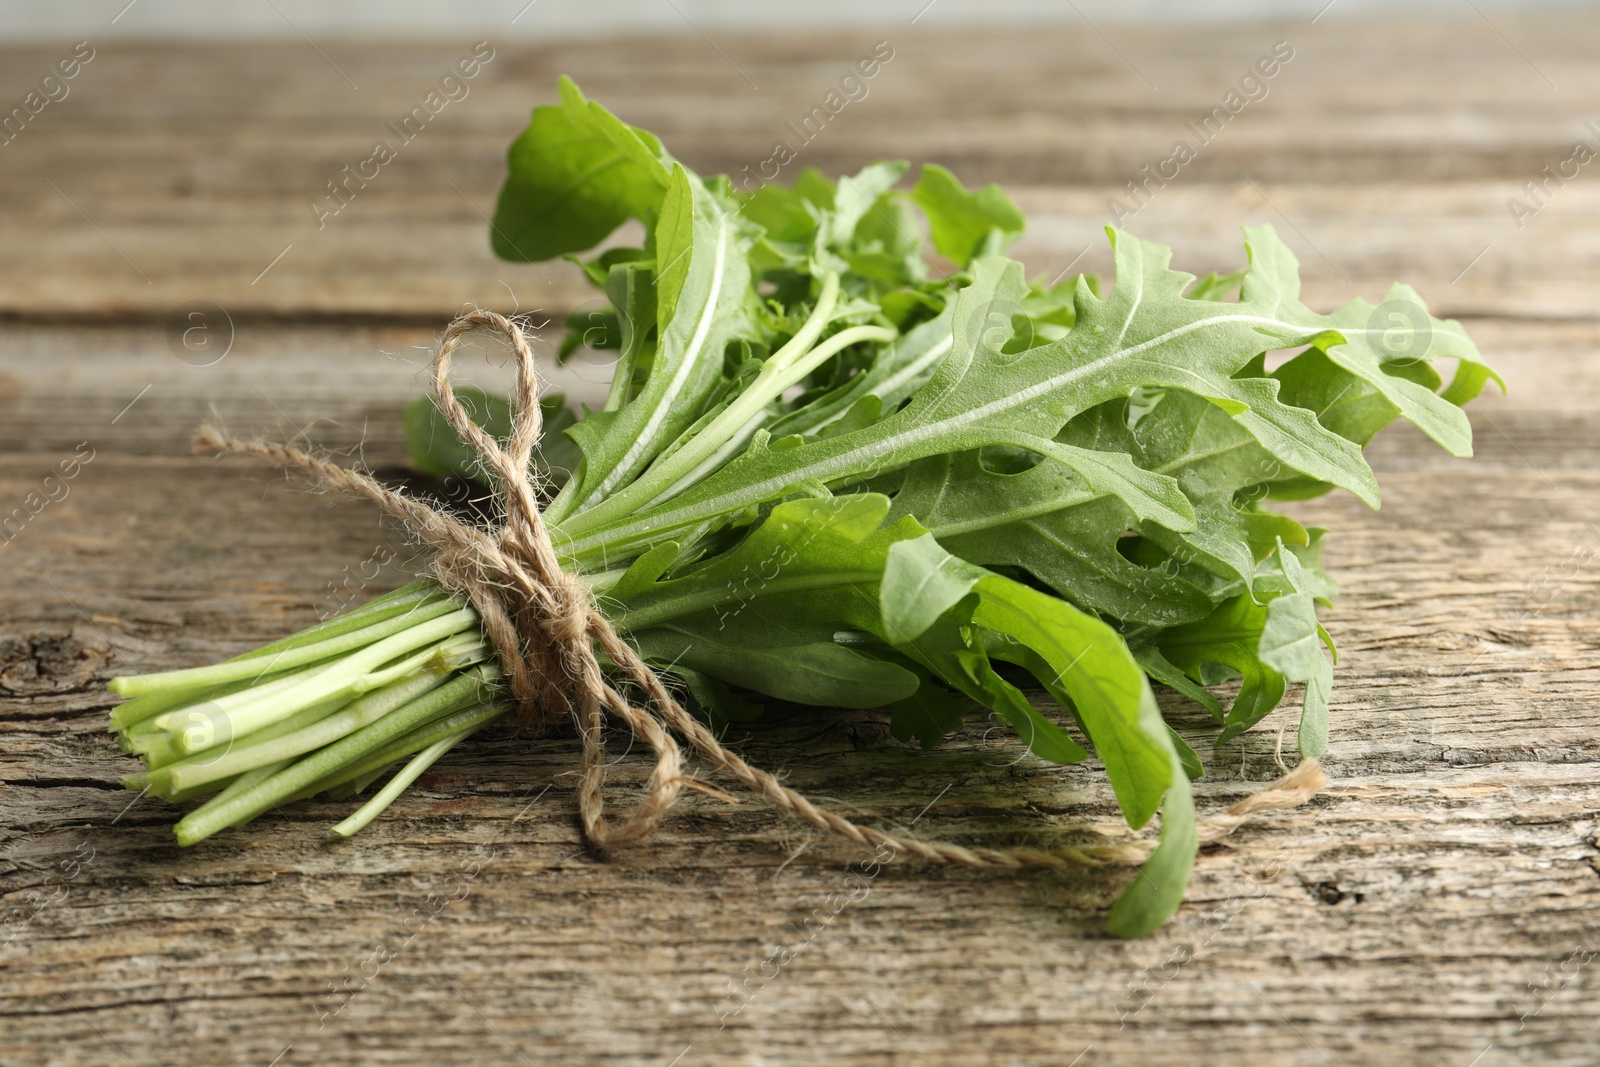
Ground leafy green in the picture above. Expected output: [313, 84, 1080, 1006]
[108, 78, 1497, 939]
[490, 76, 674, 262]
[911, 163, 1026, 266]
[474, 81, 1492, 933]
[404, 386, 579, 485]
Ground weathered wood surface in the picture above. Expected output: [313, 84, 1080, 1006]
[2, 18, 1599, 322]
[3, 19, 1599, 1067]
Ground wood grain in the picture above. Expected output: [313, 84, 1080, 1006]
[1, 17, 1598, 321]
[4, 18, 1600, 1067]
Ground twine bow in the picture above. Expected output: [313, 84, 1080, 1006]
[196, 308, 1326, 869]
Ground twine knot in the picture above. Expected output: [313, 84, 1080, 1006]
[195, 309, 1327, 868]
[541, 575, 592, 646]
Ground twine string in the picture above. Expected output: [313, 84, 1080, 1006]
[195, 308, 1326, 868]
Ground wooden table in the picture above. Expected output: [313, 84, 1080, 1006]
[3, 16, 1598, 1066]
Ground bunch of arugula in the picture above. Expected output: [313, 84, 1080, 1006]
[107, 78, 1498, 936]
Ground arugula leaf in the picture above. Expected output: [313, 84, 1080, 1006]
[1153, 537, 1336, 754]
[911, 163, 1025, 266]
[882, 534, 1177, 828]
[491, 76, 674, 261]
[1134, 646, 1224, 723]
[389, 80, 1498, 934]
[551, 168, 761, 520]
[1255, 540, 1336, 758]
[1158, 592, 1287, 746]
[634, 618, 919, 709]
[404, 387, 578, 486]
[128, 79, 1499, 938]
[897, 609, 1089, 766]
[1108, 747, 1196, 938]
[878, 530, 988, 644]
[670, 665, 764, 726]
[830, 161, 910, 246]
[553, 229, 1403, 564]
[888, 680, 969, 750]
[1240, 228, 1503, 457]
[611, 494, 898, 630]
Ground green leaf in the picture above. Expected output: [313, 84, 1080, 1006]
[404, 387, 577, 485]
[1258, 581, 1324, 677]
[899, 611, 1089, 766]
[1107, 747, 1196, 938]
[555, 168, 760, 518]
[1153, 536, 1335, 757]
[888, 672, 970, 749]
[831, 161, 909, 246]
[632, 619, 919, 709]
[1134, 645, 1224, 724]
[609, 494, 903, 632]
[490, 76, 674, 262]
[486, 78, 675, 262]
[598, 259, 661, 412]
[671, 665, 764, 725]
[1186, 268, 1247, 301]
[890, 453, 1214, 628]
[881, 534, 987, 644]
[652, 164, 698, 331]
[566, 246, 653, 291]
[1240, 227, 1500, 458]
[911, 163, 1025, 266]
[1256, 540, 1336, 758]
[1019, 437, 1195, 531]
[1166, 726, 1206, 781]
[971, 577, 1174, 827]
[555, 228, 1403, 565]
[740, 183, 820, 245]
[1158, 592, 1287, 747]
[850, 192, 927, 289]
[879, 532, 1177, 827]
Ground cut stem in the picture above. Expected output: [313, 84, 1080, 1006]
[284, 702, 506, 805]
[109, 596, 463, 698]
[172, 666, 500, 846]
[156, 668, 455, 796]
[329, 726, 477, 837]
[168, 608, 479, 753]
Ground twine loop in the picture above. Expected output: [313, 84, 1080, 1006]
[195, 308, 1326, 867]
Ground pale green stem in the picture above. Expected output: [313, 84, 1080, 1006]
[565, 322, 891, 532]
[284, 703, 504, 806]
[109, 583, 449, 732]
[110, 597, 462, 698]
[170, 608, 479, 754]
[157, 668, 454, 796]
[329, 728, 474, 837]
[173, 666, 498, 846]
[148, 661, 339, 735]
[214, 761, 287, 812]
[555, 272, 845, 529]
[640, 324, 896, 508]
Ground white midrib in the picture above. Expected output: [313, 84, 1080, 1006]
[565, 311, 1365, 555]
[925, 484, 1100, 539]
[592, 216, 730, 500]
[872, 333, 954, 403]
[801, 331, 955, 438]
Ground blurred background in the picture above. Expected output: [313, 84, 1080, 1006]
[5, 0, 1591, 37]
[0, 0, 1592, 464]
